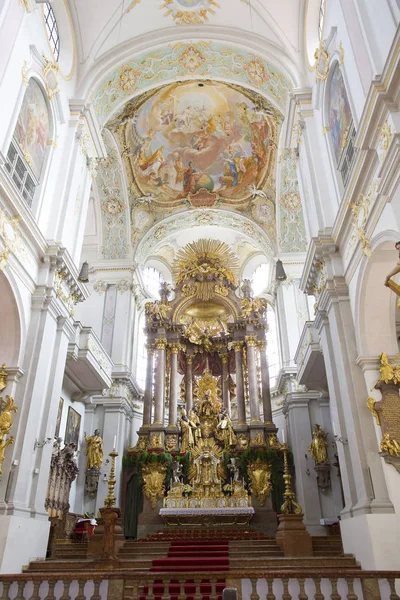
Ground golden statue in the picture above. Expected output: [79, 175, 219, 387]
[189, 407, 202, 445]
[380, 433, 400, 456]
[308, 424, 329, 464]
[179, 408, 195, 453]
[0, 395, 18, 476]
[84, 429, 103, 470]
[0, 364, 7, 394]
[216, 408, 237, 450]
[145, 300, 169, 323]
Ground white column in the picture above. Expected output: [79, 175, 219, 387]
[153, 339, 166, 425]
[185, 356, 193, 414]
[233, 342, 245, 424]
[169, 344, 179, 426]
[245, 336, 261, 422]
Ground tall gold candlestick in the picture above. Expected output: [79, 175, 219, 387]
[280, 443, 302, 515]
[104, 449, 118, 508]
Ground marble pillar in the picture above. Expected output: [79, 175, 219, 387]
[153, 339, 166, 425]
[186, 356, 193, 414]
[169, 344, 179, 426]
[233, 342, 246, 424]
[259, 341, 272, 424]
[220, 352, 230, 416]
[142, 345, 154, 427]
[245, 336, 261, 422]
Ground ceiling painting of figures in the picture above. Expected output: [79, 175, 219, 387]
[109, 81, 281, 210]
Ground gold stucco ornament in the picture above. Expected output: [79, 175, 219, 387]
[142, 462, 167, 508]
[0, 396, 18, 477]
[247, 459, 272, 506]
[380, 433, 400, 457]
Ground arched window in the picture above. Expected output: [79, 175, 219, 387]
[136, 312, 147, 390]
[142, 266, 164, 299]
[251, 263, 270, 296]
[5, 80, 50, 207]
[318, 0, 326, 41]
[266, 304, 280, 388]
[44, 3, 60, 61]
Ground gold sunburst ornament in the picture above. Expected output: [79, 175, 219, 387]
[160, 0, 220, 25]
[174, 239, 239, 290]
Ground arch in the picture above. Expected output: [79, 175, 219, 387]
[0, 271, 22, 366]
[355, 231, 399, 358]
[240, 252, 272, 286]
[41, 0, 76, 81]
[304, 0, 326, 69]
[86, 39, 294, 127]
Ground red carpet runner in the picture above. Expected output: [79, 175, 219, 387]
[141, 539, 229, 600]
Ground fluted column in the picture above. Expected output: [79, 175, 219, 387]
[169, 344, 179, 426]
[233, 342, 246, 424]
[143, 345, 154, 426]
[219, 352, 230, 416]
[245, 336, 261, 422]
[154, 338, 167, 425]
[186, 355, 194, 414]
[259, 341, 272, 424]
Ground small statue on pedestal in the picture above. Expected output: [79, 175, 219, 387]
[171, 460, 183, 484]
[84, 429, 103, 470]
[228, 457, 240, 482]
[308, 424, 329, 464]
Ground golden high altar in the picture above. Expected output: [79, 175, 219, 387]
[126, 239, 282, 531]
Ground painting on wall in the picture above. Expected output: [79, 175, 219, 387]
[54, 397, 64, 438]
[13, 79, 50, 179]
[113, 80, 280, 204]
[64, 407, 81, 447]
[328, 63, 352, 165]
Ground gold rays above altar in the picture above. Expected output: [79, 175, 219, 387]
[174, 239, 239, 288]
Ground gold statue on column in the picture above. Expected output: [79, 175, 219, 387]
[84, 429, 103, 470]
[380, 433, 400, 456]
[216, 408, 237, 450]
[308, 424, 329, 464]
[0, 395, 18, 476]
[384, 241, 400, 306]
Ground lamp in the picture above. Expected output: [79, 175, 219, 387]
[275, 259, 287, 281]
[78, 261, 89, 283]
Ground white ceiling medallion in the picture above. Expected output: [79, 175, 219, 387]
[160, 0, 220, 25]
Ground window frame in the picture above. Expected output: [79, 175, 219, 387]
[44, 3, 60, 62]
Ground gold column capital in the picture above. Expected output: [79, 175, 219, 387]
[218, 352, 229, 363]
[232, 342, 244, 352]
[156, 338, 167, 350]
[170, 343, 180, 354]
[258, 340, 267, 351]
[245, 335, 258, 347]
[186, 355, 194, 364]
[146, 344, 155, 354]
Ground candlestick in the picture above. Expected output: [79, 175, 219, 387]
[104, 449, 119, 508]
[280, 443, 302, 515]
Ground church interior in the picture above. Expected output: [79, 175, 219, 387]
[1, 0, 400, 598]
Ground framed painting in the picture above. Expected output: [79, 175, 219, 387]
[328, 62, 352, 165]
[54, 397, 64, 438]
[64, 406, 81, 447]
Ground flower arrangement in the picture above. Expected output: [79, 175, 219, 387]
[223, 483, 233, 496]
[182, 484, 193, 496]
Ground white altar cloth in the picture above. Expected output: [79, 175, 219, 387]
[160, 507, 254, 517]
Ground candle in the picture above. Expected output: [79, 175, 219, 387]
[113, 435, 117, 450]
[282, 429, 286, 444]
[332, 421, 337, 437]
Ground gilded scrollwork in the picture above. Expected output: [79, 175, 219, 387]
[142, 462, 167, 508]
[247, 459, 272, 506]
[0, 396, 18, 476]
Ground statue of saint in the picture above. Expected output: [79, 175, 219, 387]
[216, 408, 237, 450]
[179, 408, 194, 453]
[84, 429, 103, 470]
[227, 457, 240, 482]
[189, 407, 202, 445]
[384, 241, 400, 287]
[308, 424, 328, 464]
[381, 433, 400, 456]
[171, 460, 183, 484]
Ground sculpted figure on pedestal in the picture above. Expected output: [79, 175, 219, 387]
[308, 424, 329, 464]
[84, 429, 103, 470]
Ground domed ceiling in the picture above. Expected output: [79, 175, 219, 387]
[103, 80, 282, 257]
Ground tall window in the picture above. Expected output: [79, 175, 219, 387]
[44, 3, 60, 61]
[318, 0, 325, 41]
[136, 312, 147, 390]
[251, 263, 269, 296]
[5, 80, 50, 207]
[266, 305, 280, 388]
[142, 266, 164, 299]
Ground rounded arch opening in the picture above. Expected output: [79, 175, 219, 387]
[356, 234, 400, 358]
[0, 271, 22, 366]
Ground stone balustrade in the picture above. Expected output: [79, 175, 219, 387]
[1, 570, 399, 600]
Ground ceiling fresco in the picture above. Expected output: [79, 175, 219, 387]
[101, 80, 281, 256]
[113, 80, 280, 201]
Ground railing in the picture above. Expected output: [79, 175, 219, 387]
[0, 570, 399, 600]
